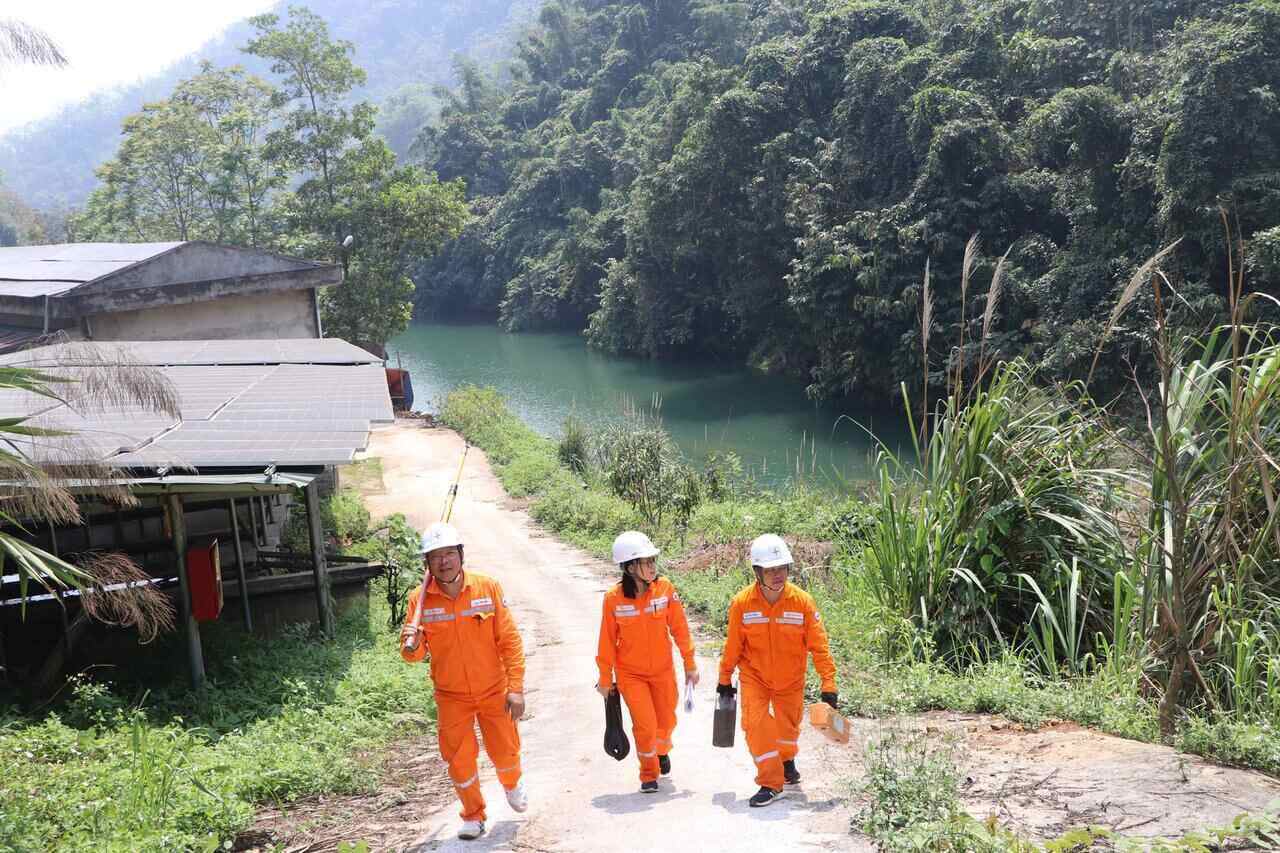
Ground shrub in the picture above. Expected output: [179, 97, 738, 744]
[283, 488, 371, 552]
[557, 415, 591, 475]
[849, 361, 1123, 667]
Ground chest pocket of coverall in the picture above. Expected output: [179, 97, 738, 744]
[645, 595, 669, 624]
[776, 610, 807, 663]
[615, 603, 642, 654]
[419, 608, 456, 658]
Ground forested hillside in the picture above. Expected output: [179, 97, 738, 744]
[0, 0, 539, 210]
[417, 0, 1280, 400]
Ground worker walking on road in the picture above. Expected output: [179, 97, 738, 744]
[597, 530, 699, 792]
[717, 534, 838, 807]
[400, 522, 528, 841]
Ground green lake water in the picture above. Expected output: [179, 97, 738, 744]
[390, 323, 913, 487]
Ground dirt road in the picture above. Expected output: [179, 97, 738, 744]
[361, 422, 863, 852]
[254, 421, 1280, 851]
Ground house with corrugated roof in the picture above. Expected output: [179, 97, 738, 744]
[0, 243, 398, 695]
[0, 338, 394, 694]
[0, 241, 340, 351]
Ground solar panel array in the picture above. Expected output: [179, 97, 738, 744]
[0, 340, 392, 469]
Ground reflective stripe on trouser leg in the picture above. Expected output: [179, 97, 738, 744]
[652, 671, 678, 756]
[437, 694, 486, 821]
[740, 679, 785, 791]
[617, 674, 661, 782]
[774, 688, 805, 762]
[476, 688, 523, 789]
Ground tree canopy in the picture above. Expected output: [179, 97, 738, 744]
[416, 0, 1280, 400]
[68, 8, 469, 348]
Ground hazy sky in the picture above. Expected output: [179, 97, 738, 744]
[1, 1, 276, 135]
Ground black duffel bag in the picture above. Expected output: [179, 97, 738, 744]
[603, 687, 630, 761]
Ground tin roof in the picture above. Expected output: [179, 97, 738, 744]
[0, 243, 184, 296]
[0, 339, 392, 468]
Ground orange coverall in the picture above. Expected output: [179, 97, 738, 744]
[401, 571, 525, 822]
[596, 577, 695, 782]
[717, 581, 836, 791]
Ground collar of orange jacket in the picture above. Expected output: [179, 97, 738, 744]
[424, 569, 474, 599]
[747, 579, 799, 608]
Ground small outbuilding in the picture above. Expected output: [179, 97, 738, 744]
[0, 338, 393, 693]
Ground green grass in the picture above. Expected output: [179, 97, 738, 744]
[439, 384, 1280, 777]
[0, 595, 434, 852]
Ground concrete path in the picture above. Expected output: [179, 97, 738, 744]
[361, 422, 865, 852]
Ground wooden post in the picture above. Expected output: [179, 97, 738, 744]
[250, 496, 264, 547]
[228, 498, 252, 633]
[257, 497, 270, 545]
[304, 482, 335, 637]
[166, 494, 205, 689]
[49, 523, 70, 658]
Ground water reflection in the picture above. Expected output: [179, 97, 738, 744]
[390, 323, 912, 487]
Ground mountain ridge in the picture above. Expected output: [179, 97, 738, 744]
[0, 0, 540, 212]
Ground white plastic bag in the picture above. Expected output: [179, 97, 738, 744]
[683, 676, 695, 713]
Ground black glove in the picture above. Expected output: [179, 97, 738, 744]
[716, 683, 736, 698]
[821, 691, 838, 709]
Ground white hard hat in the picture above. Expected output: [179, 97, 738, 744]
[420, 521, 462, 555]
[612, 530, 659, 565]
[749, 533, 792, 569]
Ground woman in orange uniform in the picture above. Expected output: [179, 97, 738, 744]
[596, 530, 698, 792]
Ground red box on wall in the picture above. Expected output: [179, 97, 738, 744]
[188, 538, 223, 622]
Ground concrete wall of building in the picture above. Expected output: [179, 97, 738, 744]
[88, 289, 319, 340]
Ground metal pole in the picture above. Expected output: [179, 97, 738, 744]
[228, 498, 252, 633]
[166, 494, 205, 689]
[305, 482, 335, 637]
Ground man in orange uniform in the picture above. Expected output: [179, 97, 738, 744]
[717, 533, 837, 807]
[596, 530, 698, 792]
[400, 522, 528, 841]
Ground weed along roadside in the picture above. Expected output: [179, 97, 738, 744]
[437, 383, 1280, 846]
[0, 485, 436, 852]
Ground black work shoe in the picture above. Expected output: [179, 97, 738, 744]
[783, 759, 800, 785]
[658, 754, 671, 776]
[748, 786, 786, 807]
[640, 780, 659, 793]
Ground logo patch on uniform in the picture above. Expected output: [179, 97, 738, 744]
[615, 603, 639, 618]
[648, 595, 669, 613]
[742, 610, 769, 625]
[778, 610, 805, 626]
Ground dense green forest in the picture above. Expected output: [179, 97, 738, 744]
[416, 0, 1280, 400]
[0, 0, 539, 211]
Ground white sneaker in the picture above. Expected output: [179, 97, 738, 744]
[458, 819, 486, 840]
[505, 780, 528, 813]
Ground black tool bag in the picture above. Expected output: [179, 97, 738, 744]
[603, 688, 630, 761]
